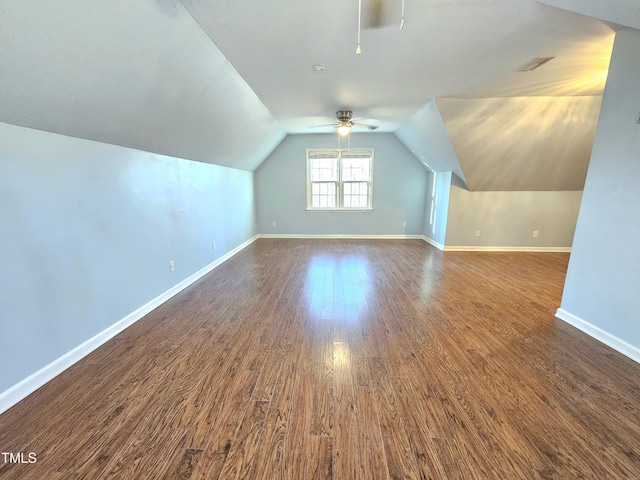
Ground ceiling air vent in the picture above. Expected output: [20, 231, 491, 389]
[517, 57, 555, 72]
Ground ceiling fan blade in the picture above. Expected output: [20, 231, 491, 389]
[352, 122, 379, 130]
[307, 123, 340, 129]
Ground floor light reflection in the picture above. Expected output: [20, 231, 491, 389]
[305, 254, 371, 322]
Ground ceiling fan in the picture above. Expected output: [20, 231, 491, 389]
[309, 110, 379, 136]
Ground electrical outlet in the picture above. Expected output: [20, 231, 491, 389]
[402, 221, 407, 228]
[169, 260, 175, 272]
[533, 230, 539, 238]
[272, 221, 276, 228]
[475, 230, 481, 237]
[212, 241, 216, 250]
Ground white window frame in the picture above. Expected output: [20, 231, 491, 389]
[306, 148, 374, 211]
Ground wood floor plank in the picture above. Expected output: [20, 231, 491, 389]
[249, 352, 300, 480]
[308, 328, 334, 437]
[353, 385, 390, 480]
[181, 449, 226, 480]
[1, 239, 639, 479]
[217, 400, 269, 479]
[368, 356, 420, 480]
[304, 436, 334, 480]
[283, 358, 314, 478]
[332, 341, 358, 480]
[161, 447, 203, 480]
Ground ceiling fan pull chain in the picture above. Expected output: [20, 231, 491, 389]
[400, 0, 405, 29]
[356, 0, 362, 54]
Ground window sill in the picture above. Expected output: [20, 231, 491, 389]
[306, 208, 373, 213]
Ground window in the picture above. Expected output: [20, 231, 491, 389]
[307, 149, 373, 210]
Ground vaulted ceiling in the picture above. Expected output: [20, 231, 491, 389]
[184, 0, 613, 132]
[0, 0, 632, 190]
[0, 0, 285, 171]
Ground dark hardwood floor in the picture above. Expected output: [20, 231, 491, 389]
[1, 239, 639, 479]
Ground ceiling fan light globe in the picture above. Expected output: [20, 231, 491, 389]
[337, 125, 351, 136]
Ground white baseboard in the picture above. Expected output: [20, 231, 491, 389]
[258, 234, 424, 240]
[421, 236, 445, 250]
[556, 308, 640, 365]
[443, 246, 572, 252]
[0, 235, 258, 416]
[255, 235, 568, 254]
[418, 236, 570, 252]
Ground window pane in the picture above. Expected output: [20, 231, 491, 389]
[342, 156, 371, 181]
[311, 182, 336, 208]
[308, 149, 372, 210]
[310, 157, 338, 182]
[343, 182, 368, 208]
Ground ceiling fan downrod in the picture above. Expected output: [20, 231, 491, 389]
[356, 0, 362, 54]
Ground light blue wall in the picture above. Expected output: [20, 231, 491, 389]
[255, 133, 428, 236]
[446, 188, 582, 249]
[560, 28, 640, 352]
[0, 123, 257, 393]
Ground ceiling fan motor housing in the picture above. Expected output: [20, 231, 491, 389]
[336, 110, 353, 124]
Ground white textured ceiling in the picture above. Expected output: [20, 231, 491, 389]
[183, 0, 614, 133]
[0, 0, 625, 187]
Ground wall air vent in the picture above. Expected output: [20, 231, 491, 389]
[517, 57, 555, 72]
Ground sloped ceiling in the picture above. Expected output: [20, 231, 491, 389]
[181, 0, 615, 191]
[538, 0, 640, 31]
[0, 0, 624, 185]
[395, 100, 468, 186]
[182, 0, 613, 132]
[437, 96, 602, 191]
[388, 1, 614, 191]
[0, 0, 284, 171]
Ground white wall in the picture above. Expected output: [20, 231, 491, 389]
[0, 123, 257, 395]
[255, 133, 428, 236]
[423, 171, 452, 248]
[445, 187, 582, 250]
[559, 27, 640, 360]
